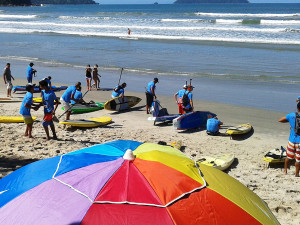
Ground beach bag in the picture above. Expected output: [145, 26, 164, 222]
[294, 112, 300, 135]
[182, 91, 190, 107]
[151, 101, 160, 117]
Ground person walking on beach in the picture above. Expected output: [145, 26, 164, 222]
[206, 115, 223, 136]
[60, 82, 82, 120]
[146, 78, 158, 114]
[112, 82, 126, 102]
[85, 64, 92, 91]
[3, 63, 14, 97]
[27, 62, 37, 83]
[92, 64, 101, 90]
[278, 102, 300, 177]
[39, 79, 58, 141]
[20, 83, 40, 139]
[182, 85, 194, 114]
[174, 84, 187, 115]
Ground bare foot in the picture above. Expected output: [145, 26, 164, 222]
[24, 133, 28, 137]
[28, 136, 35, 139]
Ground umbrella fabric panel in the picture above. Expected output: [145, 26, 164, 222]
[55, 158, 124, 202]
[133, 158, 204, 206]
[95, 160, 163, 205]
[167, 188, 262, 225]
[135, 151, 205, 185]
[0, 156, 61, 208]
[0, 178, 92, 225]
[66, 140, 142, 157]
[198, 164, 280, 225]
[81, 204, 175, 225]
[134, 143, 189, 159]
[54, 153, 120, 177]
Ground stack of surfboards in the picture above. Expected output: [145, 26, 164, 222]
[0, 116, 37, 123]
[104, 96, 141, 111]
[59, 117, 112, 128]
[226, 123, 252, 135]
[264, 147, 287, 164]
[197, 154, 235, 171]
[173, 111, 217, 130]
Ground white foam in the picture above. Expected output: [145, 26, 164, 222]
[0, 14, 37, 19]
[215, 19, 243, 24]
[161, 19, 202, 23]
[261, 19, 300, 25]
[195, 12, 300, 18]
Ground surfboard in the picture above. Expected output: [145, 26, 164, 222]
[13, 86, 67, 93]
[173, 111, 217, 130]
[197, 154, 235, 171]
[264, 146, 287, 163]
[168, 140, 182, 150]
[226, 123, 252, 135]
[33, 97, 61, 103]
[0, 116, 37, 123]
[62, 102, 105, 114]
[104, 96, 142, 111]
[148, 115, 180, 125]
[0, 97, 23, 103]
[59, 117, 112, 128]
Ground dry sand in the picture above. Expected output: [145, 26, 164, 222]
[0, 78, 299, 224]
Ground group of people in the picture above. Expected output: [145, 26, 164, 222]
[85, 64, 100, 91]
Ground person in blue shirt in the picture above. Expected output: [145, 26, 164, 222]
[43, 76, 52, 90]
[174, 84, 187, 115]
[60, 82, 81, 120]
[20, 83, 40, 139]
[27, 62, 37, 83]
[39, 79, 59, 141]
[182, 85, 194, 114]
[71, 87, 86, 105]
[111, 83, 126, 101]
[146, 78, 158, 114]
[278, 102, 300, 177]
[206, 115, 223, 136]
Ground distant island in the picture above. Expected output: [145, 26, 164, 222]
[0, 0, 97, 6]
[174, 0, 249, 3]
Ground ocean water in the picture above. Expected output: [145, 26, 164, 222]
[0, 3, 300, 113]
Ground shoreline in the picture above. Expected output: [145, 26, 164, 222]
[1, 79, 299, 225]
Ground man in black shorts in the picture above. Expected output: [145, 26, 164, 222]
[146, 78, 158, 114]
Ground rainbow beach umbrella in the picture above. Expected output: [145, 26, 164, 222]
[0, 140, 279, 225]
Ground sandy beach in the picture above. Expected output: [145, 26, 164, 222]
[0, 78, 299, 225]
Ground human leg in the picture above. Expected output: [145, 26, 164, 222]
[285, 141, 297, 175]
[50, 123, 57, 139]
[43, 125, 50, 141]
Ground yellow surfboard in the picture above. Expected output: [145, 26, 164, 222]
[197, 154, 235, 171]
[226, 123, 252, 135]
[0, 116, 37, 123]
[0, 97, 23, 103]
[59, 117, 112, 128]
[33, 97, 60, 103]
[104, 96, 141, 111]
[264, 147, 287, 163]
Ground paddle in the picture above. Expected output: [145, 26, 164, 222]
[118, 68, 124, 86]
[58, 90, 89, 120]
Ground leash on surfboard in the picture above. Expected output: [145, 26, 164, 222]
[58, 90, 89, 120]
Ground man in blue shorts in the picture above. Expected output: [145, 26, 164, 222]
[60, 82, 81, 120]
[146, 78, 158, 114]
[206, 115, 223, 136]
[27, 62, 37, 83]
[111, 82, 127, 102]
[278, 102, 300, 177]
[39, 79, 59, 140]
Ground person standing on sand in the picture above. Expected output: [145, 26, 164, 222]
[146, 78, 158, 114]
[278, 102, 300, 177]
[85, 64, 92, 91]
[174, 84, 187, 115]
[39, 79, 58, 141]
[182, 85, 194, 114]
[60, 82, 81, 120]
[3, 63, 14, 97]
[20, 83, 40, 139]
[92, 64, 100, 90]
[27, 62, 37, 83]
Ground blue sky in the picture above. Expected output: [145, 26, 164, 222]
[96, 0, 300, 4]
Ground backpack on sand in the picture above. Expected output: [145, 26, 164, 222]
[294, 112, 300, 135]
[182, 91, 190, 107]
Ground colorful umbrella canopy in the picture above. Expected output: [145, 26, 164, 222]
[0, 140, 279, 225]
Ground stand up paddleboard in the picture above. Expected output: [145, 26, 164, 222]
[197, 154, 235, 171]
[13, 86, 67, 93]
[264, 146, 287, 164]
[59, 117, 112, 128]
[226, 123, 252, 135]
[33, 97, 60, 103]
[0, 116, 37, 123]
[104, 96, 141, 111]
[0, 97, 23, 103]
[62, 102, 105, 114]
[173, 111, 217, 130]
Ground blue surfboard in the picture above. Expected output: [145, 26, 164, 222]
[173, 111, 217, 130]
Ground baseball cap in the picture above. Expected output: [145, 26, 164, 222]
[26, 83, 36, 92]
[183, 84, 187, 89]
[154, 78, 159, 83]
[29, 62, 34, 66]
